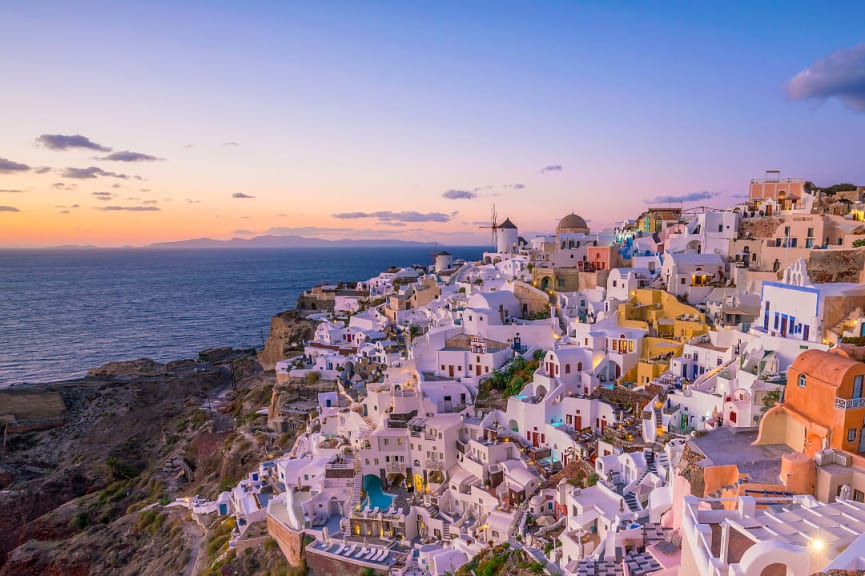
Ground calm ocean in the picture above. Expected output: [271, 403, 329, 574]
[0, 246, 483, 386]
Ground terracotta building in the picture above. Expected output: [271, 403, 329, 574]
[757, 349, 865, 457]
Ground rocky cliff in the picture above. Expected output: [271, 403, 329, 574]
[257, 311, 317, 370]
[0, 352, 298, 576]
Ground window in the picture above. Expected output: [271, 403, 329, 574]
[798, 374, 806, 388]
[680, 277, 686, 285]
[849, 428, 857, 442]
[854, 375, 864, 399]
[565, 364, 571, 374]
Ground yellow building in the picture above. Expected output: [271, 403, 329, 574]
[617, 289, 707, 386]
[617, 289, 708, 341]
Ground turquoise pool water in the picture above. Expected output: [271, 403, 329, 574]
[514, 394, 528, 400]
[362, 474, 395, 510]
[256, 489, 274, 510]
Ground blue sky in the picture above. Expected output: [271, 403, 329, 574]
[1, 2, 863, 246]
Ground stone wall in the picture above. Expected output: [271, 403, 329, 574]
[266, 512, 305, 567]
[513, 281, 550, 316]
[739, 217, 784, 239]
[304, 547, 388, 576]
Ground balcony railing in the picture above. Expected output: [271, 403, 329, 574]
[835, 397, 865, 409]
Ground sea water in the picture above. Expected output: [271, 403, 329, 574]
[0, 246, 483, 386]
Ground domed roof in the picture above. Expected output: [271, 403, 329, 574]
[498, 217, 517, 230]
[557, 213, 589, 232]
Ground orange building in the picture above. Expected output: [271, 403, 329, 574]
[748, 174, 812, 201]
[757, 349, 865, 457]
[585, 245, 621, 272]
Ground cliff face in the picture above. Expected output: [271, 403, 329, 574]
[257, 311, 317, 371]
[0, 351, 297, 576]
[807, 249, 865, 283]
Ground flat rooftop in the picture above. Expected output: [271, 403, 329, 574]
[689, 427, 792, 484]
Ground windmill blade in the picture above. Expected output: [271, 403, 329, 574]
[491, 204, 498, 247]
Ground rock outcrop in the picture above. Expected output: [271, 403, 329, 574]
[807, 248, 865, 284]
[86, 358, 166, 378]
[257, 311, 317, 370]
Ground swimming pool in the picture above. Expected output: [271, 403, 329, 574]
[362, 474, 395, 510]
[513, 394, 528, 400]
[256, 489, 274, 510]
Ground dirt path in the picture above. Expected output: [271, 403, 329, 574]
[184, 512, 207, 576]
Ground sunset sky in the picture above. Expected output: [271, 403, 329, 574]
[1, 2, 864, 247]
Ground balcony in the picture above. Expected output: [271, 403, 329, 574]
[835, 397, 865, 410]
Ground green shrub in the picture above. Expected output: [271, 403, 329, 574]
[71, 512, 89, 530]
[105, 456, 139, 481]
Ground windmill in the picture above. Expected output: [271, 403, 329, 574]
[478, 204, 499, 249]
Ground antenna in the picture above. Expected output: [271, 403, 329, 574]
[478, 204, 499, 249]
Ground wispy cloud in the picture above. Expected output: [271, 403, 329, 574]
[232, 192, 255, 199]
[186, 198, 201, 204]
[91, 191, 116, 201]
[503, 183, 525, 190]
[0, 189, 24, 193]
[96, 205, 160, 212]
[333, 210, 452, 223]
[100, 151, 162, 162]
[61, 166, 135, 179]
[540, 164, 563, 173]
[644, 191, 719, 203]
[142, 199, 158, 205]
[787, 43, 865, 112]
[52, 182, 77, 190]
[443, 189, 476, 200]
[0, 157, 30, 173]
[0, 206, 21, 212]
[33, 166, 52, 174]
[37, 134, 111, 152]
[224, 141, 240, 146]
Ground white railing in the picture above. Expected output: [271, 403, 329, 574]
[835, 397, 865, 409]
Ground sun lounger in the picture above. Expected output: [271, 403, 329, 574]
[343, 545, 356, 556]
[364, 548, 376, 560]
[354, 547, 367, 558]
[334, 543, 345, 555]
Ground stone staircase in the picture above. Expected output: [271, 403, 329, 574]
[624, 491, 640, 513]
[644, 450, 657, 477]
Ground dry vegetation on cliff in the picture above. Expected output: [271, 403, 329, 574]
[0, 352, 303, 576]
